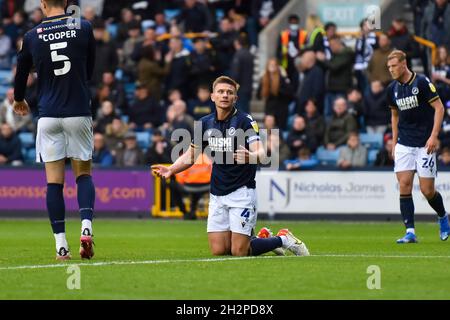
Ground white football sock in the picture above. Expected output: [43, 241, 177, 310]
[81, 219, 92, 235]
[406, 228, 415, 235]
[54, 233, 68, 251]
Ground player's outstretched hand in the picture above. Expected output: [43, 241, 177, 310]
[13, 100, 30, 116]
[234, 145, 250, 164]
[151, 165, 173, 179]
[425, 136, 438, 154]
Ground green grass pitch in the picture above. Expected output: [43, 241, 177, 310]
[0, 219, 449, 300]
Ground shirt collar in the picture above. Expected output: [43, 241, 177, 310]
[42, 14, 70, 23]
[214, 107, 237, 122]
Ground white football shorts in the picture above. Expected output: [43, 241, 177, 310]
[207, 186, 257, 236]
[36, 117, 93, 163]
[394, 143, 437, 178]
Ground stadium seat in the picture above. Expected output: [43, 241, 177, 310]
[25, 148, 36, 164]
[316, 146, 340, 166]
[368, 149, 379, 165]
[359, 133, 383, 150]
[121, 115, 129, 124]
[0, 70, 12, 85]
[18, 132, 35, 149]
[136, 131, 151, 150]
[106, 23, 118, 39]
[164, 9, 180, 21]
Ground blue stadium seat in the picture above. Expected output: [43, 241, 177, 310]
[164, 9, 180, 21]
[316, 146, 340, 166]
[121, 115, 129, 124]
[359, 133, 383, 150]
[18, 132, 35, 149]
[368, 149, 379, 165]
[136, 131, 151, 150]
[107, 23, 118, 39]
[0, 70, 12, 85]
[25, 148, 36, 164]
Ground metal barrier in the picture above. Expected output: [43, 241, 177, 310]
[151, 168, 209, 219]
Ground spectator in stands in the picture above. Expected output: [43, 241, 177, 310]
[317, 35, 355, 122]
[102, 0, 131, 23]
[0, 88, 32, 132]
[286, 115, 317, 157]
[91, 19, 118, 87]
[5, 11, 27, 48]
[190, 37, 215, 96]
[101, 71, 127, 113]
[128, 82, 162, 130]
[277, 14, 308, 90]
[231, 35, 254, 113]
[105, 117, 128, 152]
[374, 135, 395, 167]
[28, 7, 43, 28]
[432, 46, 450, 105]
[94, 100, 117, 134]
[284, 147, 319, 170]
[131, 27, 159, 63]
[115, 131, 146, 167]
[187, 85, 214, 120]
[169, 99, 194, 133]
[176, 0, 213, 33]
[1, 0, 25, 21]
[116, 8, 135, 46]
[337, 132, 368, 169]
[324, 97, 358, 150]
[91, 84, 111, 119]
[322, 22, 337, 60]
[304, 99, 325, 146]
[252, 0, 287, 31]
[259, 58, 293, 130]
[354, 18, 377, 93]
[295, 50, 325, 115]
[93, 132, 114, 167]
[0, 24, 11, 68]
[421, 0, 450, 48]
[82, 5, 98, 22]
[137, 45, 171, 102]
[120, 19, 143, 80]
[0, 123, 23, 166]
[266, 130, 290, 169]
[410, 0, 430, 35]
[165, 36, 191, 99]
[154, 11, 170, 36]
[211, 17, 238, 75]
[305, 14, 325, 53]
[367, 33, 393, 87]
[438, 147, 450, 166]
[346, 88, 364, 129]
[146, 129, 172, 165]
[363, 81, 389, 134]
[388, 18, 419, 69]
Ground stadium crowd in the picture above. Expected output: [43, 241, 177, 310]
[0, 0, 449, 171]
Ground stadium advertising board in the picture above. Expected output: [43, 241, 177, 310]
[0, 169, 152, 212]
[257, 171, 450, 214]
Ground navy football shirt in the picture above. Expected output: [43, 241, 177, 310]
[191, 108, 260, 196]
[387, 72, 441, 147]
[14, 14, 96, 118]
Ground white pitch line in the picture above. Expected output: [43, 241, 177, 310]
[0, 254, 449, 271]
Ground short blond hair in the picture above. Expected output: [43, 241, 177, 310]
[387, 50, 407, 62]
[212, 76, 240, 92]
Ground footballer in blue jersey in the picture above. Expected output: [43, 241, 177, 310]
[13, 0, 96, 260]
[153, 76, 309, 257]
[387, 50, 450, 243]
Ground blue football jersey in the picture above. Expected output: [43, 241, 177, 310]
[387, 72, 441, 147]
[14, 14, 96, 118]
[191, 108, 260, 196]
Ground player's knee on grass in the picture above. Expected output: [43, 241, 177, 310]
[210, 245, 231, 256]
[71, 159, 92, 179]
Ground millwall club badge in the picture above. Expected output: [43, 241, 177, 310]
[429, 83, 437, 93]
[412, 87, 419, 95]
[251, 121, 259, 133]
